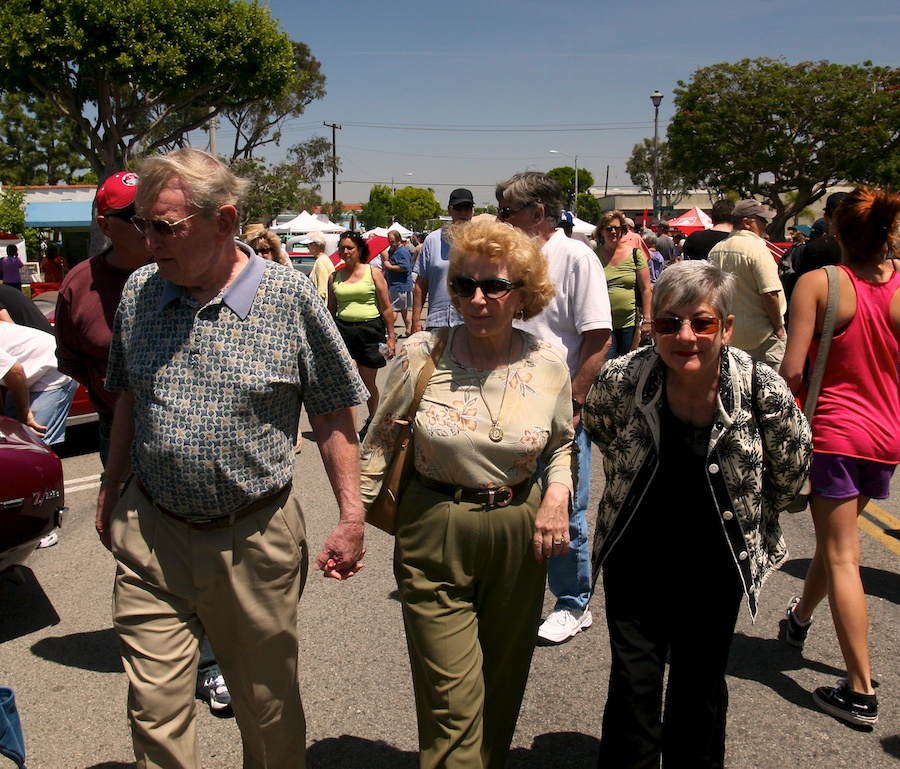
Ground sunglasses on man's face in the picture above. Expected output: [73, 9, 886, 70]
[104, 208, 136, 222]
[497, 202, 536, 220]
[652, 316, 721, 335]
[449, 275, 524, 299]
[131, 213, 198, 237]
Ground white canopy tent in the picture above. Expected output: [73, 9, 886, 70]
[364, 221, 413, 238]
[570, 215, 596, 236]
[270, 211, 343, 234]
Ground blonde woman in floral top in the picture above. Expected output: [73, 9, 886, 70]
[361, 217, 574, 769]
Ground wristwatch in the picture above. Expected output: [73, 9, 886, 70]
[572, 398, 584, 414]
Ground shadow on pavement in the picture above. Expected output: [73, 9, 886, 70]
[306, 731, 600, 768]
[728, 632, 846, 712]
[308, 735, 417, 767]
[781, 557, 900, 608]
[31, 628, 123, 673]
[54, 422, 100, 458]
[0, 567, 60, 642]
[882, 734, 900, 759]
[508, 731, 600, 767]
[84, 764, 134, 769]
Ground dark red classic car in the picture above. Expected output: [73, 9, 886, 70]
[0, 416, 66, 574]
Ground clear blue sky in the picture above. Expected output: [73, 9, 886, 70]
[229, 0, 900, 208]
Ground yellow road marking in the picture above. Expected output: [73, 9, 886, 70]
[860, 501, 900, 556]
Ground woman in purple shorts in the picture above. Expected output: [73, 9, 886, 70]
[780, 187, 900, 727]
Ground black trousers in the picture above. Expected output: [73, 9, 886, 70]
[597, 559, 743, 769]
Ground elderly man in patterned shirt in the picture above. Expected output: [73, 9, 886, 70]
[95, 148, 368, 769]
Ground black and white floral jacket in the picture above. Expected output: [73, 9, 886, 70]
[583, 345, 812, 620]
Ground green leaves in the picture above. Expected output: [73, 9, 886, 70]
[667, 58, 900, 235]
[0, 0, 299, 178]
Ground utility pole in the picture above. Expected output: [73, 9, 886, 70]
[323, 122, 341, 202]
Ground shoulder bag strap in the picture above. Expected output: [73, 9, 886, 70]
[404, 327, 449, 422]
[803, 264, 840, 419]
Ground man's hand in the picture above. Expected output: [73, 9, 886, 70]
[316, 520, 366, 580]
[95, 486, 120, 551]
[24, 410, 47, 437]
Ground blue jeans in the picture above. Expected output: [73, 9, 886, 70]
[606, 326, 636, 360]
[545, 421, 592, 611]
[4, 379, 77, 446]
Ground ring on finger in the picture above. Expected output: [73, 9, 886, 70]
[553, 537, 565, 545]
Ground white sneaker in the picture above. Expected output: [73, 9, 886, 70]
[37, 531, 58, 549]
[537, 607, 593, 645]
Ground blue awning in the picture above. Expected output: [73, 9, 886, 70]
[25, 201, 93, 228]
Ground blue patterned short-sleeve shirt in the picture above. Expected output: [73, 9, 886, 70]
[106, 252, 367, 517]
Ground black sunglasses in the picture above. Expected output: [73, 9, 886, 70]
[104, 208, 136, 221]
[497, 202, 537, 220]
[449, 275, 524, 299]
[603, 225, 624, 234]
[652, 316, 721, 335]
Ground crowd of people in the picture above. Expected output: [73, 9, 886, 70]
[2, 150, 898, 768]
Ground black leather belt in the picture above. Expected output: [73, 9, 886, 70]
[136, 477, 292, 530]
[415, 472, 533, 508]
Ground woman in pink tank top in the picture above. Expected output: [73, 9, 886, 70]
[780, 187, 900, 728]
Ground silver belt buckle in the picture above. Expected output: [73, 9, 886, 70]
[490, 486, 514, 507]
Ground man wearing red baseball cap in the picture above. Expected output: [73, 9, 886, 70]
[56, 171, 149, 464]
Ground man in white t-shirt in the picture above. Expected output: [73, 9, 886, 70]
[0, 322, 77, 445]
[497, 171, 612, 645]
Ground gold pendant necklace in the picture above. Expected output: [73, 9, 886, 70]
[466, 331, 514, 443]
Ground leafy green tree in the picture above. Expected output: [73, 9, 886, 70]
[0, 0, 298, 183]
[320, 201, 345, 221]
[0, 187, 41, 257]
[0, 93, 87, 184]
[626, 139, 691, 209]
[220, 41, 326, 162]
[547, 167, 595, 214]
[667, 58, 900, 237]
[359, 185, 393, 230]
[0, 188, 25, 236]
[576, 192, 602, 226]
[391, 187, 443, 231]
[231, 135, 332, 226]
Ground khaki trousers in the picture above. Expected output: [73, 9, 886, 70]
[394, 480, 545, 769]
[111, 479, 308, 769]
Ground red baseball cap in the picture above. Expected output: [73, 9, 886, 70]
[96, 171, 139, 215]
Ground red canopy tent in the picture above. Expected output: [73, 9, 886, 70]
[666, 206, 713, 234]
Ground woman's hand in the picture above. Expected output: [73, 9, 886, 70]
[532, 482, 570, 563]
[386, 336, 396, 359]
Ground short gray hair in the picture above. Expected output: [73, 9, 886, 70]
[651, 260, 735, 321]
[136, 148, 249, 234]
[495, 172, 561, 225]
[641, 229, 658, 248]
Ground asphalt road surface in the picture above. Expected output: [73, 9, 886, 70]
[2, 406, 899, 769]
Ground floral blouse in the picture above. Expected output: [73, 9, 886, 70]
[360, 328, 574, 506]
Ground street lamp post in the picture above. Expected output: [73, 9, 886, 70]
[650, 90, 663, 226]
[549, 149, 578, 215]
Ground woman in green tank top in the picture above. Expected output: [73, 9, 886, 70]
[328, 231, 395, 437]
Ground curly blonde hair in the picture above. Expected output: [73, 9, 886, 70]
[447, 216, 554, 320]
